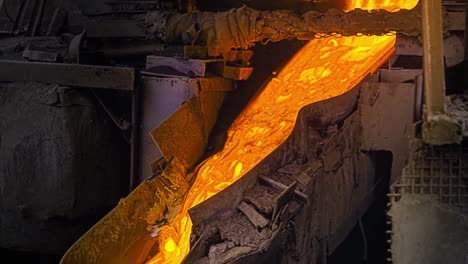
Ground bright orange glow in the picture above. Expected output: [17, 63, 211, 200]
[147, 2, 412, 263]
[344, 0, 419, 12]
[164, 238, 177, 253]
[147, 35, 396, 263]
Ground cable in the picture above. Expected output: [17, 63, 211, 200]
[358, 217, 368, 263]
[2, 0, 16, 23]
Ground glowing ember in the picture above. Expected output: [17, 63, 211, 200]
[148, 1, 419, 263]
[344, 0, 418, 12]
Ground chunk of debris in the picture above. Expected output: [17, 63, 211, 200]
[272, 182, 297, 222]
[296, 171, 312, 189]
[23, 47, 60, 62]
[208, 242, 256, 264]
[223, 65, 253, 80]
[277, 163, 302, 175]
[243, 185, 278, 215]
[208, 241, 235, 264]
[238, 201, 269, 229]
[217, 212, 272, 248]
[259, 175, 309, 204]
[219, 246, 256, 263]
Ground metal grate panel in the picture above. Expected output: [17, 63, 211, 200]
[387, 140, 468, 263]
[389, 141, 468, 212]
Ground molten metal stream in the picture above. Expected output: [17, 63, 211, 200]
[344, 0, 418, 11]
[149, 1, 418, 263]
[149, 36, 395, 263]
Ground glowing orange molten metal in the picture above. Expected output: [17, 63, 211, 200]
[149, 1, 418, 262]
[344, 0, 418, 12]
[148, 35, 396, 263]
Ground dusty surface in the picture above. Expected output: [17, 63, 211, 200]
[140, 7, 421, 56]
[186, 78, 416, 263]
[217, 211, 273, 249]
[243, 185, 279, 215]
[389, 140, 468, 264]
[61, 160, 190, 264]
[448, 94, 468, 137]
[151, 97, 207, 170]
[389, 194, 468, 264]
[0, 82, 128, 253]
[0, 36, 68, 61]
[422, 87, 468, 145]
[359, 82, 415, 182]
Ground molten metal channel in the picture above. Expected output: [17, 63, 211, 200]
[149, 1, 419, 263]
[343, 0, 418, 11]
[148, 35, 398, 263]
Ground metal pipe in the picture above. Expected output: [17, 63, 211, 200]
[465, 0, 468, 92]
[13, 0, 29, 35]
[414, 74, 423, 122]
[46, 0, 64, 36]
[141, 6, 421, 56]
[27, 0, 38, 35]
[421, 0, 446, 114]
[130, 74, 141, 191]
[421, 0, 462, 145]
[31, 0, 46, 36]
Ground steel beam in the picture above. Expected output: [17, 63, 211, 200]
[421, 0, 462, 145]
[422, 0, 446, 115]
[0, 60, 135, 90]
[465, 0, 468, 91]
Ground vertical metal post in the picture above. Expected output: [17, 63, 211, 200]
[465, 0, 468, 92]
[421, 0, 446, 114]
[421, 0, 462, 145]
[14, 0, 29, 35]
[46, 0, 64, 36]
[414, 74, 423, 122]
[130, 74, 141, 191]
[30, 0, 46, 36]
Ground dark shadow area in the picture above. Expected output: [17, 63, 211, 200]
[0, 248, 62, 264]
[446, 60, 465, 95]
[391, 55, 423, 69]
[0, 206, 114, 263]
[328, 151, 393, 264]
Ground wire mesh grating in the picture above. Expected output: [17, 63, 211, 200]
[389, 141, 468, 211]
[386, 140, 468, 263]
